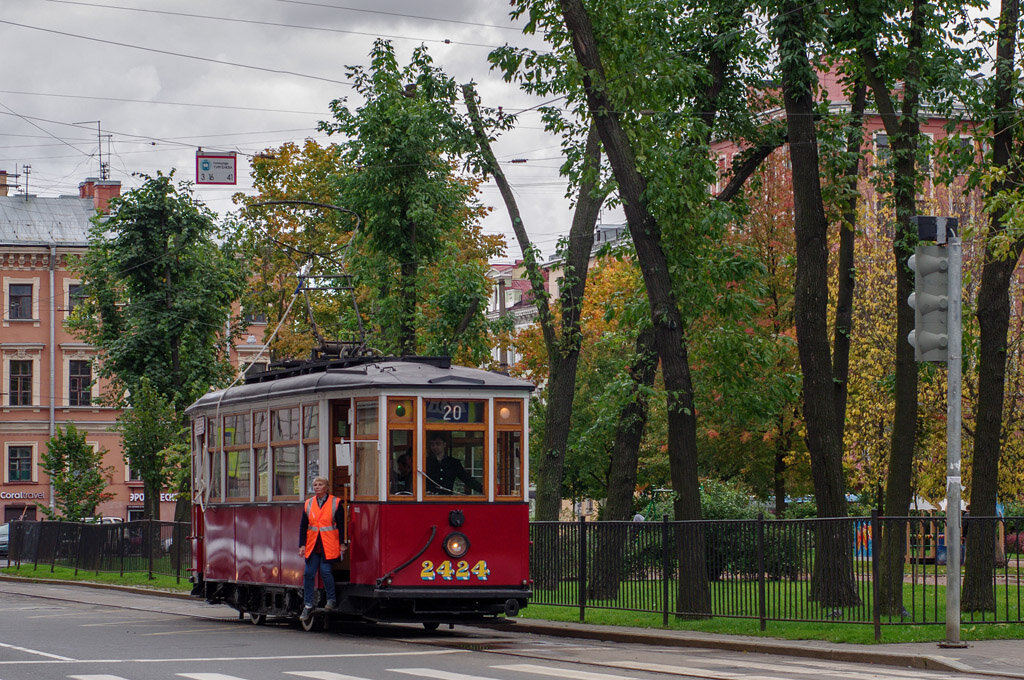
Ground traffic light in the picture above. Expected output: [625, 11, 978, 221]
[907, 244, 950, 362]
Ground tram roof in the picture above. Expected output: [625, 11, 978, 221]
[186, 358, 533, 413]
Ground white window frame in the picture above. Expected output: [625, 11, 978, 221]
[4, 277, 40, 325]
[63, 278, 83, 320]
[64, 353, 98, 407]
[3, 348, 42, 407]
[5, 441, 37, 483]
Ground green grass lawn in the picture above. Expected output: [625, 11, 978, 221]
[1, 563, 191, 592]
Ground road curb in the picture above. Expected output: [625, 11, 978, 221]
[493, 620, 975, 675]
[0, 573, 192, 600]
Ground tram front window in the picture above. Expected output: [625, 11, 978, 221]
[425, 431, 484, 496]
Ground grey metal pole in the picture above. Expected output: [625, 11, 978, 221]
[944, 234, 963, 647]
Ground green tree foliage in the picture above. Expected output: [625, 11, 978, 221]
[70, 172, 247, 518]
[317, 40, 502, 361]
[38, 423, 113, 521]
[114, 379, 189, 521]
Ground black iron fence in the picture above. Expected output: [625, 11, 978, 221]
[6, 519, 191, 582]
[530, 513, 1024, 636]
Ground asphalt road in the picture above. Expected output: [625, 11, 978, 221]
[0, 581, 998, 680]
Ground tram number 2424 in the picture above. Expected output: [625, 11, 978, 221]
[420, 559, 491, 581]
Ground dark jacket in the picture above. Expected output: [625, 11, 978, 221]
[426, 454, 482, 494]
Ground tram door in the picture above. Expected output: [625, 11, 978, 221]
[330, 400, 351, 541]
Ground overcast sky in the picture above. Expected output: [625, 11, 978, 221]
[1, 0, 616, 259]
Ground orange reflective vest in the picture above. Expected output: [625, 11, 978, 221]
[303, 494, 341, 560]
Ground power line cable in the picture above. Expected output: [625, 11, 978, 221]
[41, 0, 507, 50]
[0, 19, 354, 87]
[0, 89, 326, 116]
[273, 0, 525, 31]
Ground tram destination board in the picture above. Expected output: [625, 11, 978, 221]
[425, 399, 485, 423]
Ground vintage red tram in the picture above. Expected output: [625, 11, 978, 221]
[186, 356, 533, 629]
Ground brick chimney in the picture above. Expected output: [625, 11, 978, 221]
[79, 177, 121, 213]
[0, 170, 7, 197]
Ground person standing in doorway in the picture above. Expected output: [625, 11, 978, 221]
[298, 476, 345, 621]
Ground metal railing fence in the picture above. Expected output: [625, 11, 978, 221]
[530, 513, 1024, 637]
[7, 519, 191, 582]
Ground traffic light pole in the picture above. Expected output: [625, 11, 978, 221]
[943, 234, 963, 647]
[909, 216, 964, 647]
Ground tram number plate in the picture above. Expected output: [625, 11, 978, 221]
[420, 559, 490, 581]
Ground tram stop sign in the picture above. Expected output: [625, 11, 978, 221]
[196, 151, 237, 185]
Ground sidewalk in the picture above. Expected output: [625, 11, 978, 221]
[499, 618, 1024, 679]
[2, 574, 1022, 679]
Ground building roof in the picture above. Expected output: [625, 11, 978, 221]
[0, 195, 95, 247]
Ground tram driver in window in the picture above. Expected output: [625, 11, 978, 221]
[425, 434, 483, 495]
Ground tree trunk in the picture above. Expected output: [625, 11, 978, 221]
[832, 80, 866, 442]
[587, 326, 658, 600]
[559, 0, 709, 617]
[464, 84, 603, 524]
[966, 0, 1020, 611]
[855, 0, 927, 616]
[774, 0, 858, 607]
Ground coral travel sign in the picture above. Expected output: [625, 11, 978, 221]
[196, 151, 237, 185]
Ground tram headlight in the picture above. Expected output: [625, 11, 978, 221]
[443, 531, 470, 558]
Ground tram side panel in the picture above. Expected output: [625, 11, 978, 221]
[201, 504, 304, 587]
[349, 503, 382, 584]
[202, 506, 236, 582]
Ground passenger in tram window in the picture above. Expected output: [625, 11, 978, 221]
[425, 435, 483, 495]
[298, 476, 345, 620]
[391, 450, 413, 494]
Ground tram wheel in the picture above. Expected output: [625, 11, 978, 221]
[422, 622, 440, 632]
[248, 612, 266, 625]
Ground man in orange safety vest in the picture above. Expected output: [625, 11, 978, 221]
[299, 476, 345, 621]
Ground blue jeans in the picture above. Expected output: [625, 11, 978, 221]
[303, 551, 336, 607]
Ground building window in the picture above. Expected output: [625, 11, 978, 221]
[9, 284, 32, 320]
[243, 311, 267, 325]
[67, 283, 85, 313]
[69, 359, 92, 406]
[8, 445, 31, 481]
[9, 359, 32, 406]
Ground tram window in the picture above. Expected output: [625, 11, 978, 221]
[209, 447, 223, 502]
[495, 400, 524, 498]
[254, 411, 268, 443]
[304, 443, 320, 494]
[355, 399, 378, 437]
[496, 430, 522, 497]
[353, 441, 378, 498]
[223, 413, 250, 446]
[272, 407, 299, 441]
[303, 404, 318, 439]
[273, 445, 300, 498]
[255, 446, 269, 499]
[226, 449, 251, 500]
[425, 430, 485, 497]
[388, 430, 414, 496]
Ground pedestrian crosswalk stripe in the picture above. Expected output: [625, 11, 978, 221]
[603, 660, 786, 680]
[285, 672, 377, 680]
[67, 676, 131, 680]
[392, 669, 501, 680]
[178, 674, 249, 680]
[0, 641, 75, 661]
[491, 664, 641, 680]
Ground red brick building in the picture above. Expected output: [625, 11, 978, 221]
[0, 174, 267, 522]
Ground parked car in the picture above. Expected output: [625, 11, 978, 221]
[0, 523, 8, 557]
